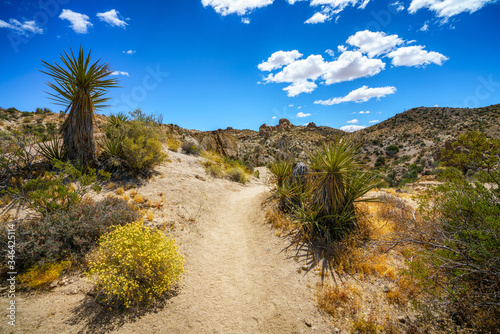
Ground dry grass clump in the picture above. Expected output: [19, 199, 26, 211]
[265, 207, 294, 232]
[316, 283, 361, 317]
[115, 186, 125, 195]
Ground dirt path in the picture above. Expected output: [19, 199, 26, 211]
[1, 152, 332, 333]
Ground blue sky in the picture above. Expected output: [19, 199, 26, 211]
[0, 0, 499, 131]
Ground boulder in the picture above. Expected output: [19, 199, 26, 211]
[306, 122, 317, 129]
[278, 118, 292, 131]
[259, 123, 272, 137]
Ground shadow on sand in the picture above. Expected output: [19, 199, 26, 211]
[65, 288, 179, 334]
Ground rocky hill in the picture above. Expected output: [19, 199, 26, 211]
[2, 103, 499, 186]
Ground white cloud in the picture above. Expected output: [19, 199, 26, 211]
[387, 45, 448, 67]
[391, 1, 405, 11]
[258, 50, 303, 71]
[261, 50, 385, 96]
[420, 22, 429, 31]
[408, 0, 498, 18]
[295, 0, 372, 19]
[305, 11, 331, 23]
[315, 85, 396, 105]
[241, 17, 251, 24]
[347, 30, 404, 58]
[369, 120, 379, 123]
[201, 0, 273, 15]
[297, 112, 312, 118]
[325, 49, 335, 57]
[288, 104, 294, 107]
[123, 50, 136, 54]
[0, 18, 44, 36]
[298, 106, 303, 109]
[338, 45, 347, 53]
[347, 118, 359, 124]
[111, 71, 129, 76]
[272, 116, 277, 119]
[321, 51, 385, 85]
[283, 81, 318, 97]
[97, 9, 128, 28]
[59, 9, 92, 34]
[359, 110, 370, 114]
[340, 125, 366, 132]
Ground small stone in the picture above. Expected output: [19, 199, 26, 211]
[70, 290, 78, 295]
[333, 328, 340, 333]
[63, 282, 69, 286]
[305, 321, 312, 327]
[301, 266, 309, 271]
[50, 280, 59, 289]
[382, 285, 390, 293]
[69, 279, 75, 284]
[397, 316, 406, 324]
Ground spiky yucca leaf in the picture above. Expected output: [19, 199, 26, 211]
[269, 159, 295, 187]
[40, 47, 119, 165]
[38, 136, 67, 162]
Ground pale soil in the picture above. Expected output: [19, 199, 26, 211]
[0, 149, 333, 333]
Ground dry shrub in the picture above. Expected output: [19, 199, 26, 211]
[386, 276, 421, 305]
[115, 186, 124, 195]
[265, 207, 293, 232]
[317, 283, 361, 317]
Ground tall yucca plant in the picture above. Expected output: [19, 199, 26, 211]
[40, 47, 119, 165]
[308, 139, 380, 240]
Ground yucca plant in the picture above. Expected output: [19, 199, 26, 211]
[268, 158, 295, 187]
[308, 139, 381, 240]
[40, 47, 119, 166]
[38, 136, 67, 162]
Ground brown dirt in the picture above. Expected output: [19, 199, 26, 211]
[0, 149, 333, 333]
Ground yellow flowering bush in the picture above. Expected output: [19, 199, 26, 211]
[86, 221, 185, 308]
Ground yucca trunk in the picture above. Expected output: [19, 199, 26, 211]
[60, 88, 96, 165]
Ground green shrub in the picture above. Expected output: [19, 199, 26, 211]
[385, 145, 399, 157]
[4, 196, 139, 273]
[167, 137, 181, 152]
[100, 111, 167, 174]
[227, 166, 249, 184]
[405, 132, 500, 331]
[122, 135, 167, 171]
[181, 141, 201, 156]
[86, 222, 185, 308]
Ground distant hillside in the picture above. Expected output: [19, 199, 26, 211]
[2, 103, 499, 186]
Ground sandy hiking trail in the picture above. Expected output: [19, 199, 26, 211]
[1, 150, 332, 333]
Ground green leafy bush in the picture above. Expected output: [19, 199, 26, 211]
[181, 141, 201, 156]
[406, 132, 500, 331]
[3, 196, 139, 273]
[86, 221, 185, 308]
[385, 145, 399, 157]
[100, 110, 167, 174]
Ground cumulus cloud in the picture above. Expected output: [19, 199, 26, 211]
[387, 45, 448, 67]
[241, 17, 251, 24]
[347, 119, 359, 124]
[288, 104, 294, 107]
[0, 18, 44, 36]
[97, 9, 128, 28]
[59, 9, 92, 34]
[359, 110, 370, 114]
[347, 30, 404, 58]
[111, 71, 129, 76]
[408, 0, 498, 18]
[420, 22, 429, 31]
[201, 0, 273, 16]
[314, 85, 396, 105]
[258, 50, 303, 71]
[369, 120, 379, 123]
[297, 112, 312, 118]
[272, 116, 277, 119]
[340, 125, 366, 132]
[123, 50, 136, 54]
[325, 49, 335, 57]
[283, 81, 318, 97]
[261, 51, 385, 96]
[305, 11, 331, 23]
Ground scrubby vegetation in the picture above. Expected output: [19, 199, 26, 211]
[268, 139, 380, 243]
[201, 151, 252, 184]
[86, 221, 185, 308]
